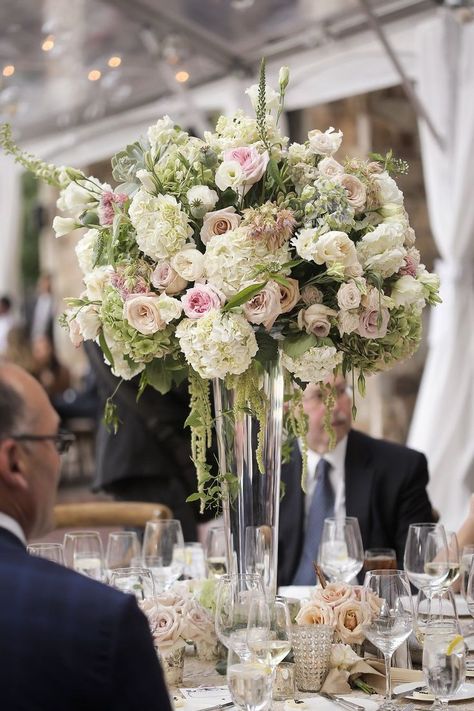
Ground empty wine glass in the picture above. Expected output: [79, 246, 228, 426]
[63, 531, 104, 581]
[247, 596, 292, 675]
[422, 624, 466, 710]
[109, 567, 156, 601]
[215, 573, 268, 661]
[460, 544, 474, 599]
[27, 542, 64, 564]
[415, 587, 460, 647]
[105, 531, 141, 576]
[404, 523, 449, 596]
[142, 519, 184, 592]
[205, 525, 228, 579]
[318, 517, 364, 582]
[428, 531, 460, 592]
[363, 570, 414, 710]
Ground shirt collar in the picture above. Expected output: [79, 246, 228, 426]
[0, 513, 27, 546]
[307, 434, 349, 477]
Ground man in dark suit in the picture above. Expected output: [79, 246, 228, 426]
[278, 376, 434, 585]
[0, 362, 172, 711]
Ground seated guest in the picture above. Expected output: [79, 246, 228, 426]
[278, 376, 434, 585]
[457, 494, 474, 550]
[0, 363, 172, 711]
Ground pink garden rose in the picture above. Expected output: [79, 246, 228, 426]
[181, 284, 224, 319]
[221, 146, 269, 195]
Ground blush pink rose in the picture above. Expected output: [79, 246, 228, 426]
[243, 280, 282, 331]
[312, 582, 353, 608]
[222, 146, 269, 195]
[358, 306, 390, 339]
[296, 601, 335, 627]
[181, 284, 225, 319]
[151, 262, 188, 295]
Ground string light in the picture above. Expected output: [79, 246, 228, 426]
[2, 65, 15, 77]
[175, 70, 189, 83]
[107, 56, 122, 68]
[41, 35, 55, 52]
[88, 69, 101, 81]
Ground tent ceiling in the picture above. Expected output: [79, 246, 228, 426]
[0, 0, 434, 141]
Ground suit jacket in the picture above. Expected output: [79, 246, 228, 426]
[278, 429, 434, 585]
[0, 528, 172, 711]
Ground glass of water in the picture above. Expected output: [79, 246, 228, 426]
[318, 517, 364, 583]
[363, 569, 414, 710]
[109, 566, 156, 601]
[63, 531, 104, 581]
[142, 519, 184, 592]
[227, 655, 273, 711]
[27, 542, 65, 564]
[422, 625, 466, 709]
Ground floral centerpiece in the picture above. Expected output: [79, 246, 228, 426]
[0, 60, 439, 510]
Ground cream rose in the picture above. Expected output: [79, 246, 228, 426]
[337, 281, 362, 310]
[243, 280, 282, 331]
[335, 600, 372, 645]
[297, 304, 337, 338]
[339, 174, 366, 212]
[148, 605, 184, 651]
[124, 294, 166, 334]
[312, 582, 353, 608]
[151, 262, 188, 295]
[296, 601, 335, 627]
[318, 157, 344, 179]
[373, 171, 404, 205]
[200, 207, 241, 245]
[312, 231, 359, 269]
[279, 278, 300, 313]
[171, 247, 205, 281]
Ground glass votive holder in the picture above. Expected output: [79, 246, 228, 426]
[273, 662, 296, 700]
[291, 624, 333, 692]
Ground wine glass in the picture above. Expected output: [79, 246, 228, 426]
[205, 525, 228, 579]
[428, 531, 460, 592]
[364, 548, 397, 573]
[105, 531, 141, 576]
[414, 587, 460, 647]
[227, 651, 273, 711]
[460, 544, 474, 599]
[422, 624, 466, 710]
[63, 531, 104, 581]
[215, 573, 268, 661]
[404, 523, 449, 596]
[27, 542, 64, 564]
[363, 570, 414, 710]
[109, 567, 156, 601]
[247, 596, 292, 675]
[182, 542, 206, 579]
[142, 519, 184, 592]
[318, 517, 364, 582]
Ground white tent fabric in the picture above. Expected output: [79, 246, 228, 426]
[408, 12, 474, 530]
[0, 155, 22, 301]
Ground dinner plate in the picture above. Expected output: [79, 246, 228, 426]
[393, 681, 474, 702]
[283, 697, 379, 711]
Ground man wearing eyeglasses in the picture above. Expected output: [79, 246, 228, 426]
[278, 375, 435, 586]
[0, 363, 172, 711]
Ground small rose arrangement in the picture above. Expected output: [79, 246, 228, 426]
[295, 582, 381, 645]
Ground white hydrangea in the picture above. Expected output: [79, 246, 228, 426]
[357, 223, 406, 278]
[281, 345, 343, 383]
[176, 310, 258, 379]
[75, 228, 99, 275]
[129, 190, 193, 261]
[205, 227, 290, 297]
[102, 327, 145, 380]
[287, 142, 313, 166]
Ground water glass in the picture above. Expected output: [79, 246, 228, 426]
[318, 517, 364, 582]
[460, 544, 474, 599]
[108, 566, 156, 601]
[205, 525, 228, 579]
[422, 625, 466, 709]
[363, 569, 414, 710]
[142, 519, 184, 591]
[227, 659, 273, 711]
[63, 531, 104, 581]
[105, 531, 141, 575]
[27, 542, 64, 564]
[415, 587, 460, 646]
[404, 523, 449, 595]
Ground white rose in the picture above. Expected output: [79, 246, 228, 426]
[124, 294, 166, 334]
[186, 185, 218, 218]
[337, 281, 362, 310]
[308, 127, 343, 156]
[56, 178, 103, 217]
[318, 157, 344, 179]
[373, 171, 404, 205]
[171, 247, 205, 281]
[83, 266, 114, 301]
[245, 83, 280, 112]
[312, 231, 358, 269]
[391, 275, 425, 308]
[75, 228, 99, 275]
[52, 216, 79, 238]
[215, 160, 244, 192]
[155, 293, 183, 324]
[200, 207, 241, 245]
[136, 169, 156, 193]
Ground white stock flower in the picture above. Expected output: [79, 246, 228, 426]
[245, 83, 280, 112]
[391, 275, 425, 309]
[176, 310, 258, 379]
[373, 170, 404, 206]
[171, 247, 206, 281]
[129, 190, 193, 261]
[308, 127, 343, 156]
[215, 160, 244, 192]
[147, 115, 179, 151]
[186, 185, 218, 218]
[151, 262, 188, 295]
[52, 216, 79, 238]
[75, 229, 99, 275]
[281, 345, 343, 383]
[83, 266, 114, 301]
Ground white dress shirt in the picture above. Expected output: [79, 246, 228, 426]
[0, 512, 27, 545]
[303, 434, 348, 527]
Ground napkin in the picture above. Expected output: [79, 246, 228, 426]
[320, 659, 423, 695]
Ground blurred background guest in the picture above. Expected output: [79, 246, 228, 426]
[0, 295, 15, 356]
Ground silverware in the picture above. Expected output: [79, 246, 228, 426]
[198, 703, 234, 711]
[392, 683, 425, 698]
[319, 691, 365, 711]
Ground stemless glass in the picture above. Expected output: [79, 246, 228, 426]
[363, 570, 414, 711]
[404, 523, 449, 596]
[142, 519, 184, 592]
[414, 588, 460, 647]
[205, 525, 228, 579]
[63, 531, 104, 581]
[105, 531, 141, 575]
[318, 517, 364, 582]
[227, 653, 273, 711]
[422, 625, 466, 710]
[109, 567, 156, 601]
[27, 542, 64, 564]
[247, 596, 292, 678]
[215, 573, 268, 661]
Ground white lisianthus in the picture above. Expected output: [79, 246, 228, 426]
[373, 170, 404, 206]
[308, 127, 343, 156]
[245, 83, 280, 112]
[56, 177, 105, 217]
[171, 247, 206, 281]
[176, 310, 258, 379]
[330, 644, 361, 670]
[281, 345, 343, 383]
[83, 266, 114, 301]
[292, 228, 319, 261]
[136, 169, 156, 193]
[215, 160, 244, 192]
[66, 311, 83, 347]
[417, 266, 440, 297]
[75, 304, 101, 341]
[75, 228, 99, 275]
[52, 216, 79, 238]
[129, 190, 193, 261]
[391, 275, 425, 309]
[357, 223, 407, 278]
[186, 185, 218, 218]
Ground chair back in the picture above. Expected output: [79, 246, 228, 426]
[53, 501, 171, 529]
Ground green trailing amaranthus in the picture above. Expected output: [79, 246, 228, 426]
[0, 123, 64, 186]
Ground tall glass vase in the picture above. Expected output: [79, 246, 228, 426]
[213, 355, 284, 596]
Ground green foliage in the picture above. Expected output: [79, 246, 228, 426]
[369, 149, 409, 176]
